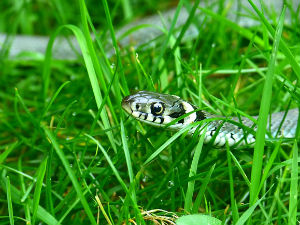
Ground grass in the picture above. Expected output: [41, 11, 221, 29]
[250, 4, 285, 208]
[0, 0, 299, 224]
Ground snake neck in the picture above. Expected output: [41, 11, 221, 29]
[189, 112, 257, 147]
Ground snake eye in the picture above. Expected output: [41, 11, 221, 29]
[151, 102, 164, 115]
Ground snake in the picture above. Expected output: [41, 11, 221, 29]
[2, 1, 298, 146]
[122, 91, 298, 147]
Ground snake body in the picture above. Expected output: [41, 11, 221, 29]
[122, 91, 298, 147]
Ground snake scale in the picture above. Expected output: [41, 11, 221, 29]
[122, 91, 298, 147]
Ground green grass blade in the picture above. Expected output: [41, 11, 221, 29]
[54, 100, 78, 135]
[120, 0, 133, 20]
[151, 0, 184, 78]
[45, 148, 55, 216]
[101, 0, 128, 96]
[184, 127, 206, 212]
[85, 134, 144, 224]
[43, 22, 117, 152]
[199, 7, 264, 47]
[135, 55, 155, 90]
[71, 24, 117, 151]
[257, 142, 280, 193]
[32, 157, 48, 225]
[86, 14, 119, 124]
[143, 123, 195, 165]
[89, 65, 118, 134]
[192, 164, 215, 214]
[5, 183, 60, 225]
[85, 134, 128, 191]
[120, 119, 136, 201]
[288, 141, 298, 225]
[14, 88, 39, 128]
[35, 202, 60, 225]
[42, 27, 63, 101]
[230, 152, 250, 186]
[248, 0, 300, 80]
[250, 6, 285, 206]
[67, 24, 118, 152]
[171, 0, 201, 53]
[14, 92, 26, 129]
[169, 36, 182, 87]
[41, 81, 70, 119]
[6, 176, 14, 225]
[18, 157, 31, 223]
[57, 196, 81, 224]
[80, 0, 125, 120]
[226, 143, 239, 223]
[0, 142, 18, 164]
[42, 126, 97, 225]
[146, 143, 194, 208]
[236, 192, 268, 225]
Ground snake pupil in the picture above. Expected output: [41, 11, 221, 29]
[151, 102, 164, 115]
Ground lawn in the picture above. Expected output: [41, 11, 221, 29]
[0, 0, 299, 224]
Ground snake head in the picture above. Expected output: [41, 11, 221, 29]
[122, 91, 204, 128]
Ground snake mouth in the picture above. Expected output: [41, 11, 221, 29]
[121, 95, 133, 114]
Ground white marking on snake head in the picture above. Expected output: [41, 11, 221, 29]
[181, 101, 197, 125]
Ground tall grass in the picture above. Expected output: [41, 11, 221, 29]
[0, 0, 299, 224]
